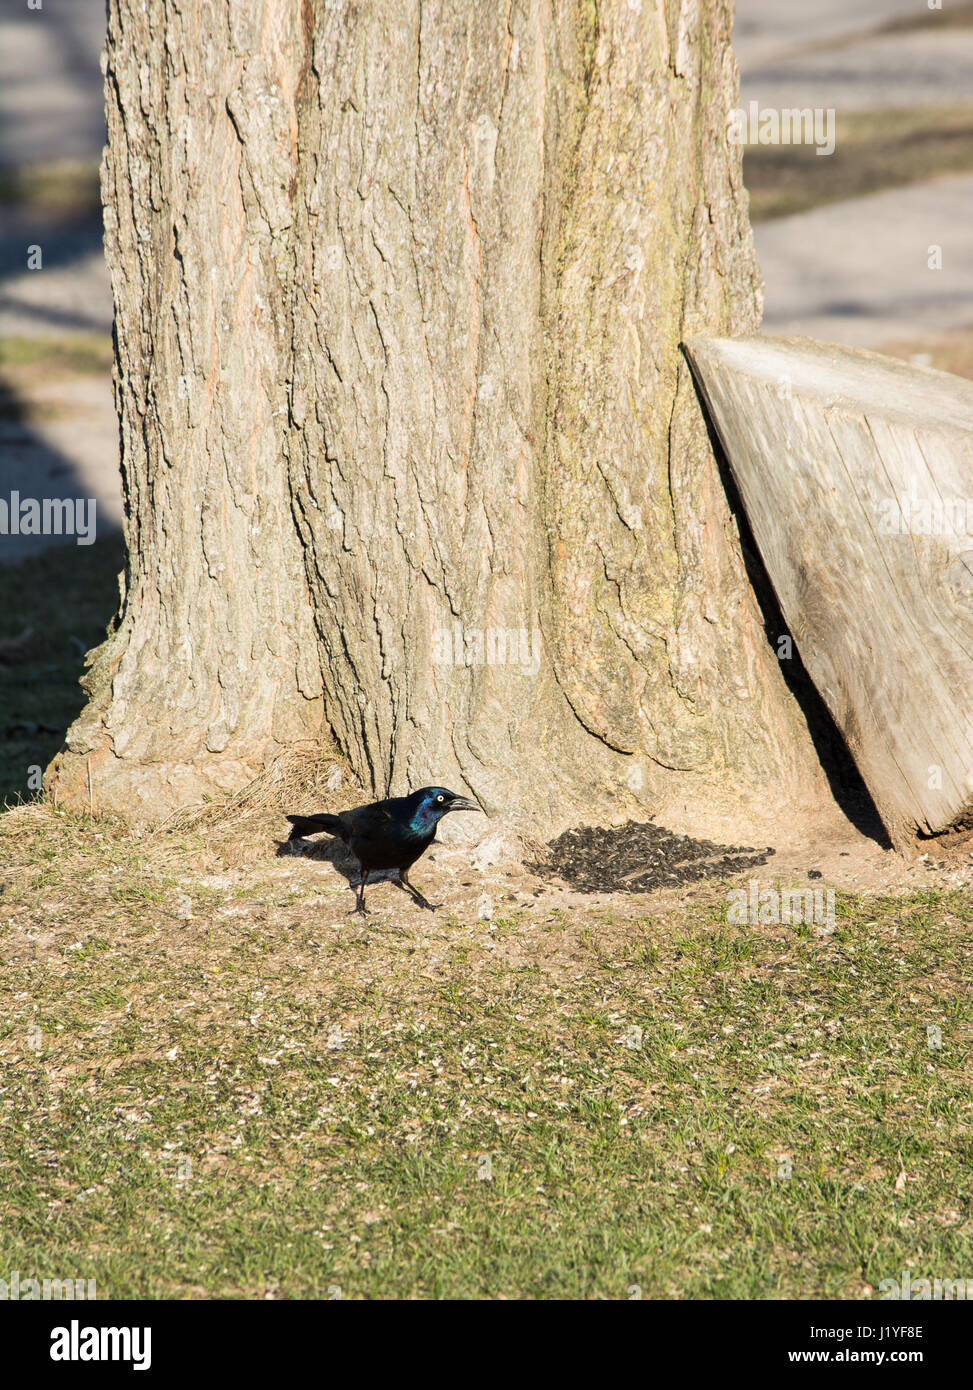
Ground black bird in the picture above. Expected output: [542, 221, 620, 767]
[285, 786, 482, 914]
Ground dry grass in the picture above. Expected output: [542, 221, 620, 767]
[149, 744, 353, 870]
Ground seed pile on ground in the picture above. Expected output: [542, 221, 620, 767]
[531, 820, 775, 893]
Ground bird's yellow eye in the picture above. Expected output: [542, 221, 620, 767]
[436, 794, 444, 802]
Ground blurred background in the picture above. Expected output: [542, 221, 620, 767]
[1, 0, 972, 797]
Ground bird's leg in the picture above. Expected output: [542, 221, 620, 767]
[353, 870, 370, 916]
[398, 871, 440, 911]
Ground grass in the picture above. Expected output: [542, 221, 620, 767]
[0, 335, 114, 377]
[0, 538, 125, 807]
[0, 160, 102, 217]
[745, 105, 973, 222]
[1, 804, 970, 1299]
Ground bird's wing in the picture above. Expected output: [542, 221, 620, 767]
[343, 802, 396, 840]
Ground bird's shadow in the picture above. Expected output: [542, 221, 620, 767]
[274, 834, 402, 900]
[275, 834, 355, 880]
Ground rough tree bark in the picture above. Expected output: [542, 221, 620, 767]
[49, 0, 829, 834]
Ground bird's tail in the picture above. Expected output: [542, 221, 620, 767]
[285, 812, 346, 842]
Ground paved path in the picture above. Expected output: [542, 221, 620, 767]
[0, 0, 111, 341]
[732, 0, 921, 68]
[755, 171, 973, 347]
[1, 0, 972, 563]
[0, 2, 115, 562]
[0, 372, 124, 562]
[735, 0, 973, 348]
[739, 27, 973, 114]
[0, 206, 112, 339]
[0, 1, 106, 167]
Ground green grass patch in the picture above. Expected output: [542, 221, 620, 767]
[0, 335, 114, 377]
[1, 813, 970, 1299]
[0, 160, 101, 216]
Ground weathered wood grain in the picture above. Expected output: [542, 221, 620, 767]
[685, 335, 973, 846]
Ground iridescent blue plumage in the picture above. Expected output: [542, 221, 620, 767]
[405, 787, 462, 835]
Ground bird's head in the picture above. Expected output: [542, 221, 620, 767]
[409, 786, 482, 829]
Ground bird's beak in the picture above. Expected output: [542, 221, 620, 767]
[447, 796, 482, 813]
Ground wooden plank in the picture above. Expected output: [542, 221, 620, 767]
[684, 335, 973, 846]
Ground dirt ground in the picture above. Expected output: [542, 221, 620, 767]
[155, 745, 973, 921]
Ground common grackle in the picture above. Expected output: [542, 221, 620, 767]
[285, 786, 482, 914]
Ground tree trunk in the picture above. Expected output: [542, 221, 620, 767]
[49, 0, 828, 834]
